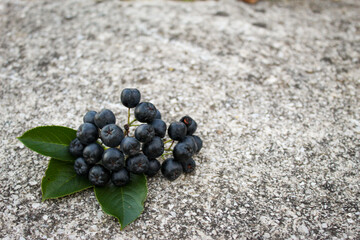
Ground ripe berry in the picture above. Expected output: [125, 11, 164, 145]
[102, 148, 125, 171]
[134, 102, 157, 123]
[155, 109, 161, 119]
[145, 158, 161, 177]
[100, 124, 124, 147]
[111, 168, 130, 187]
[83, 110, 97, 124]
[83, 143, 104, 165]
[181, 136, 198, 153]
[168, 122, 187, 141]
[142, 136, 164, 159]
[135, 124, 155, 143]
[121, 88, 141, 108]
[181, 158, 196, 173]
[180, 116, 197, 135]
[150, 119, 167, 138]
[161, 158, 183, 181]
[173, 142, 194, 162]
[126, 153, 149, 174]
[120, 137, 140, 156]
[74, 157, 90, 176]
[192, 135, 203, 153]
[94, 109, 116, 129]
[76, 123, 98, 145]
[88, 165, 110, 187]
[69, 138, 84, 157]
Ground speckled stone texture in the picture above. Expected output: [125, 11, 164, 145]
[0, 0, 359, 239]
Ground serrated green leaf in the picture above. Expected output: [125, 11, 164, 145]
[42, 158, 93, 201]
[94, 174, 147, 229]
[18, 126, 77, 162]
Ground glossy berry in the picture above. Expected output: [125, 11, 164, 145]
[102, 148, 125, 171]
[154, 109, 161, 119]
[192, 135, 203, 153]
[150, 119, 167, 138]
[111, 168, 130, 187]
[161, 158, 183, 181]
[145, 158, 161, 177]
[83, 143, 104, 165]
[134, 102, 157, 123]
[88, 165, 110, 187]
[181, 158, 196, 173]
[94, 109, 116, 129]
[126, 153, 149, 174]
[120, 137, 140, 156]
[180, 116, 197, 135]
[168, 122, 187, 141]
[142, 136, 164, 159]
[181, 136, 198, 153]
[74, 157, 90, 176]
[173, 142, 194, 162]
[83, 110, 97, 124]
[135, 124, 155, 143]
[121, 88, 141, 108]
[100, 124, 124, 147]
[76, 123, 98, 145]
[69, 138, 84, 157]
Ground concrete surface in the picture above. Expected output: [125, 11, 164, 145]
[0, 0, 359, 239]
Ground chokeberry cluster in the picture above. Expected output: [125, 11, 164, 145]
[69, 88, 203, 187]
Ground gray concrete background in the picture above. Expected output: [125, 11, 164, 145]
[0, 0, 359, 239]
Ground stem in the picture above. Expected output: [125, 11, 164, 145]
[161, 152, 172, 158]
[130, 124, 140, 127]
[163, 139, 173, 144]
[127, 108, 130, 125]
[129, 118, 137, 125]
[168, 140, 175, 149]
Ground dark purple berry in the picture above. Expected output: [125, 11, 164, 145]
[150, 119, 167, 138]
[168, 122, 187, 141]
[121, 88, 141, 108]
[181, 158, 196, 173]
[88, 165, 110, 187]
[161, 158, 183, 181]
[69, 138, 84, 157]
[173, 142, 194, 162]
[192, 135, 203, 153]
[180, 116, 197, 135]
[126, 153, 149, 174]
[74, 157, 90, 176]
[135, 124, 155, 143]
[102, 148, 125, 171]
[145, 158, 161, 177]
[134, 102, 157, 123]
[100, 124, 124, 147]
[142, 136, 164, 159]
[83, 110, 97, 124]
[83, 142, 104, 165]
[111, 168, 130, 187]
[94, 109, 116, 129]
[120, 137, 140, 156]
[76, 123, 98, 145]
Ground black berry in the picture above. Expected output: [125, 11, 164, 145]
[69, 138, 84, 157]
[126, 153, 149, 174]
[83, 110, 97, 124]
[192, 135, 203, 153]
[154, 109, 161, 119]
[74, 157, 90, 176]
[134, 102, 157, 123]
[135, 124, 155, 143]
[161, 158, 183, 181]
[168, 122, 187, 141]
[121, 88, 141, 108]
[181, 136, 198, 153]
[102, 148, 125, 171]
[173, 142, 194, 162]
[76, 123, 98, 145]
[111, 168, 130, 187]
[142, 136, 164, 159]
[120, 137, 140, 156]
[83, 143, 104, 165]
[145, 158, 161, 177]
[100, 124, 124, 147]
[94, 109, 116, 129]
[150, 119, 167, 138]
[88, 165, 110, 187]
[180, 116, 197, 135]
[181, 157, 196, 173]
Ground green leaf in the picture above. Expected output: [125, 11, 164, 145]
[18, 126, 76, 162]
[42, 158, 93, 201]
[94, 174, 147, 229]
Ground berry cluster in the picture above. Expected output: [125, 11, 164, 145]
[69, 88, 203, 187]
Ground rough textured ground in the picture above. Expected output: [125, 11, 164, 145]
[0, 0, 359, 239]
